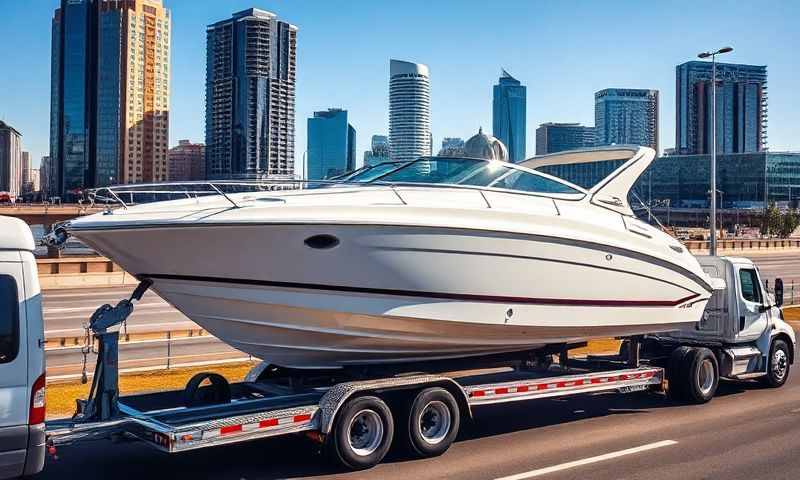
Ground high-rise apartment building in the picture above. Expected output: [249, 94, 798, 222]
[675, 61, 767, 155]
[595, 88, 659, 152]
[389, 59, 431, 163]
[307, 109, 356, 180]
[121, 0, 171, 184]
[49, 0, 171, 197]
[40, 156, 51, 198]
[205, 9, 297, 179]
[535, 123, 596, 155]
[492, 70, 526, 162]
[363, 135, 389, 166]
[0, 121, 23, 197]
[168, 140, 205, 181]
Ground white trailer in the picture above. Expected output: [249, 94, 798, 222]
[38, 256, 796, 471]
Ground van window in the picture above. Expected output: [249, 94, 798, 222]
[0, 274, 20, 364]
[738, 269, 762, 304]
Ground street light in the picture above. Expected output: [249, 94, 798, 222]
[697, 46, 733, 255]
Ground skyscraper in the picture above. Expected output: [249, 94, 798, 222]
[389, 59, 431, 163]
[675, 61, 767, 155]
[205, 9, 297, 179]
[0, 121, 22, 197]
[438, 137, 465, 157]
[168, 140, 205, 181]
[492, 69, 526, 162]
[535, 123, 596, 155]
[363, 135, 389, 166]
[595, 88, 659, 152]
[49, 0, 171, 197]
[307, 109, 356, 180]
[120, 0, 171, 185]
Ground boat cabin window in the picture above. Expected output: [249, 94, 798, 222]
[0, 274, 19, 364]
[738, 268, 762, 304]
[372, 157, 583, 196]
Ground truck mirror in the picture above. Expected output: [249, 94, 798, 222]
[775, 278, 784, 308]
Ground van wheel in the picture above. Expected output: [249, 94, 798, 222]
[682, 347, 719, 404]
[761, 339, 791, 388]
[403, 387, 460, 458]
[327, 395, 394, 470]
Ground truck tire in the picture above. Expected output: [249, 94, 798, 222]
[667, 346, 693, 400]
[327, 395, 394, 470]
[682, 347, 719, 404]
[761, 339, 791, 388]
[403, 387, 460, 458]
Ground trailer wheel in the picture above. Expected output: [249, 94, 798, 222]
[761, 339, 791, 388]
[327, 395, 394, 470]
[682, 347, 719, 404]
[403, 387, 460, 458]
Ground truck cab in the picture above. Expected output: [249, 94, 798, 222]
[0, 217, 45, 479]
[653, 255, 796, 384]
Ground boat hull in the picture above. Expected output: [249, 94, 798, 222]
[73, 222, 711, 368]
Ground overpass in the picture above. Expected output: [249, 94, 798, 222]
[0, 204, 107, 225]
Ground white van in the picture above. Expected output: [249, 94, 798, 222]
[0, 217, 45, 478]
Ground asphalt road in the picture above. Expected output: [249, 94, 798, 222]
[39, 323, 800, 480]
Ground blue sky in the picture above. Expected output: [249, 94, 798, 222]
[2, 0, 798, 170]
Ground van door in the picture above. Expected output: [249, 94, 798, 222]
[735, 266, 768, 341]
[0, 253, 28, 477]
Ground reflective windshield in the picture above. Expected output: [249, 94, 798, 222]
[371, 157, 584, 196]
[348, 162, 405, 182]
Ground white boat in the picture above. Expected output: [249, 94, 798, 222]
[62, 146, 720, 369]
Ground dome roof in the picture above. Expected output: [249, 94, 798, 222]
[463, 127, 509, 161]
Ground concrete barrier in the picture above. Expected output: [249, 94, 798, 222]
[683, 238, 800, 254]
[37, 256, 139, 289]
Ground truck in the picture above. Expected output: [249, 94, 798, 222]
[0, 215, 795, 475]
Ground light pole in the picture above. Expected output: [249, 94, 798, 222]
[698, 46, 733, 255]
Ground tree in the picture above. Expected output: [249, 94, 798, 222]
[780, 209, 800, 238]
[761, 202, 782, 236]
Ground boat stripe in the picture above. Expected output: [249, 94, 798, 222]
[141, 273, 700, 308]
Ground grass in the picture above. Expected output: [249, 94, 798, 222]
[47, 361, 257, 419]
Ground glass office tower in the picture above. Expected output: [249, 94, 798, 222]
[675, 61, 767, 155]
[595, 88, 659, 152]
[535, 123, 596, 155]
[492, 69, 526, 162]
[307, 109, 356, 180]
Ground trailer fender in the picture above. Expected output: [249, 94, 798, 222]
[317, 375, 470, 435]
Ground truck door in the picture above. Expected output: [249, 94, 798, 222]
[735, 266, 768, 341]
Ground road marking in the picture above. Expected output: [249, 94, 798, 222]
[494, 440, 678, 480]
[44, 302, 168, 314]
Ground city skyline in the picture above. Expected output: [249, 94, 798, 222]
[1, 1, 799, 171]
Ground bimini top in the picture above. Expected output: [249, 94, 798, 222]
[0, 216, 36, 251]
[519, 145, 655, 216]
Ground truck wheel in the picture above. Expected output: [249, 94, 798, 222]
[761, 339, 791, 388]
[327, 395, 394, 470]
[667, 346, 692, 400]
[682, 347, 719, 404]
[403, 387, 460, 458]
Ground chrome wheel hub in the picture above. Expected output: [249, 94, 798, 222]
[419, 401, 451, 445]
[698, 358, 715, 395]
[773, 349, 788, 381]
[348, 409, 383, 457]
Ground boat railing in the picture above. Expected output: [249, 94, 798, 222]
[88, 178, 584, 210]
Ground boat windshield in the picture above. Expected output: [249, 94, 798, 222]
[371, 157, 584, 196]
[346, 162, 406, 182]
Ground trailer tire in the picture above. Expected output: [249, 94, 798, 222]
[667, 346, 692, 400]
[183, 372, 231, 407]
[761, 339, 791, 388]
[403, 387, 460, 458]
[682, 347, 719, 404]
[327, 395, 394, 471]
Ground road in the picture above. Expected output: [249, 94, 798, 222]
[39, 323, 800, 479]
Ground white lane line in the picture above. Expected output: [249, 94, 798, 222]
[44, 302, 169, 314]
[494, 440, 678, 480]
